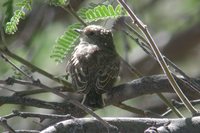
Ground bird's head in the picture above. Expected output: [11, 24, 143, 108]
[75, 25, 115, 50]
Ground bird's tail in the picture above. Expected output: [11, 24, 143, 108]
[82, 90, 104, 108]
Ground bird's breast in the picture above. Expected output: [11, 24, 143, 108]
[71, 44, 100, 66]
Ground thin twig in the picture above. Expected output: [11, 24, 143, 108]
[117, 0, 198, 116]
[4, 110, 73, 121]
[0, 77, 116, 131]
[117, 29, 183, 117]
[172, 99, 200, 108]
[0, 117, 16, 133]
[114, 103, 145, 116]
[0, 85, 16, 93]
[124, 22, 200, 96]
[124, 12, 200, 95]
[13, 86, 66, 97]
[38, 82, 115, 131]
[163, 56, 200, 93]
[157, 93, 183, 118]
[63, 4, 87, 26]
[124, 22, 148, 44]
[0, 52, 34, 81]
[0, 28, 72, 88]
[162, 99, 200, 117]
[114, 103, 162, 117]
[0, 95, 68, 111]
[0, 75, 199, 117]
[0, 48, 72, 89]
[3, 130, 39, 133]
[119, 56, 142, 77]
[113, 100, 146, 116]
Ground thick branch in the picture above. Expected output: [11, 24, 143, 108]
[0, 95, 67, 111]
[0, 75, 199, 117]
[105, 74, 200, 105]
[40, 116, 200, 133]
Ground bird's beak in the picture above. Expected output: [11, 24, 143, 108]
[74, 29, 83, 34]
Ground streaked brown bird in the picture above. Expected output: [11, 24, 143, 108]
[67, 25, 120, 108]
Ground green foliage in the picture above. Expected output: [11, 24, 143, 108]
[3, 0, 14, 25]
[3, 1, 126, 63]
[5, 0, 32, 34]
[78, 4, 126, 23]
[50, 23, 83, 63]
[51, 4, 126, 63]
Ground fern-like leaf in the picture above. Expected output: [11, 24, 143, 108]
[51, 4, 127, 63]
[50, 23, 83, 63]
[78, 4, 126, 23]
[5, 0, 32, 34]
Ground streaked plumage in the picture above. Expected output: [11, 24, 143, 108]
[67, 25, 120, 108]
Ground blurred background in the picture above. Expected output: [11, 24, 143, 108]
[0, 0, 200, 131]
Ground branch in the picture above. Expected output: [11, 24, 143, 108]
[0, 95, 68, 111]
[162, 99, 200, 117]
[40, 116, 200, 133]
[0, 117, 15, 133]
[3, 130, 39, 133]
[132, 22, 200, 74]
[4, 110, 73, 121]
[120, 21, 200, 95]
[114, 21, 183, 117]
[1, 48, 72, 88]
[105, 74, 200, 105]
[0, 78, 116, 130]
[117, 0, 198, 115]
[0, 75, 199, 117]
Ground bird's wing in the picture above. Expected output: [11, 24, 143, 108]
[95, 54, 120, 93]
[67, 42, 101, 94]
[69, 60, 90, 93]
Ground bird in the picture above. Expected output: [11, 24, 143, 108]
[66, 25, 120, 108]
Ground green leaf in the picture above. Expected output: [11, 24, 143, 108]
[108, 5, 115, 16]
[5, 0, 32, 34]
[101, 5, 110, 16]
[77, 4, 127, 23]
[51, 4, 127, 63]
[94, 7, 101, 18]
[115, 4, 123, 15]
[50, 23, 83, 63]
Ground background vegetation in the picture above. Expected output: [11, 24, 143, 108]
[0, 0, 200, 132]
